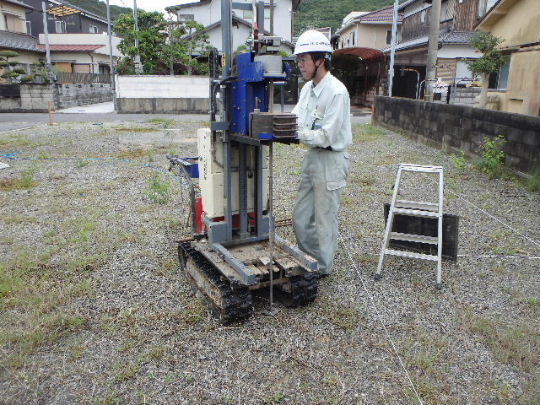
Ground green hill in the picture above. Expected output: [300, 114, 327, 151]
[65, 0, 135, 21]
[295, 0, 395, 35]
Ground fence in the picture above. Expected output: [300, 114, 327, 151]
[55, 72, 111, 84]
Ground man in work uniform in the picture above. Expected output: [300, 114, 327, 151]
[291, 30, 352, 277]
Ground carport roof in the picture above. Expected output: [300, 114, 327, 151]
[334, 47, 385, 62]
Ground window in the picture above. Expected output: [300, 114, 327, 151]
[386, 30, 392, 45]
[55, 20, 66, 33]
[89, 25, 98, 33]
[420, 10, 426, 23]
[352, 32, 355, 46]
[26, 20, 31, 34]
[243, 9, 253, 20]
[178, 14, 194, 22]
[488, 60, 510, 90]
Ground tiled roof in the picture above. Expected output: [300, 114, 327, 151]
[0, 31, 44, 53]
[38, 44, 103, 51]
[441, 31, 476, 44]
[382, 31, 476, 52]
[166, 0, 212, 12]
[3, 0, 32, 9]
[358, 6, 403, 23]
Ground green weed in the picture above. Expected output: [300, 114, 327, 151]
[76, 159, 90, 168]
[463, 312, 539, 373]
[451, 151, 468, 170]
[114, 126, 159, 133]
[354, 124, 386, 142]
[0, 168, 38, 190]
[475, 135, 506, 179]
[147, 118, 176, 128]
[525, 171, 539, 193]
[146, 175, 171, 204]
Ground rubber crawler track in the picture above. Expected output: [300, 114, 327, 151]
[179, 242, 254, 324]
[179, 242, 319, 321]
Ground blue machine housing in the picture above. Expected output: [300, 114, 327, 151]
[231, 52, 286, 135]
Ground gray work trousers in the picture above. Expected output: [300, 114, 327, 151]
[293, 148, 350, 275]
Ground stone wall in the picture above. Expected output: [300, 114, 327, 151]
[56, 83, 112, 109]
[0, 83, 112, 112]
[373, 96, 540, 175]
[20, 84, 57, 112]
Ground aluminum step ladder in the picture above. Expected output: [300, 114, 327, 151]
[375, 163, 444, 288]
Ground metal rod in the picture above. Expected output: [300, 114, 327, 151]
[268, 141, 274, 311]
[221, 0, 233, 77]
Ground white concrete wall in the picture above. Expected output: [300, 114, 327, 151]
[115, 75, 209, 99]
[438, 45, 481, 59]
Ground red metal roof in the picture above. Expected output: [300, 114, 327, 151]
[38, 45, 103, 51]
[334, 47, 385, 62]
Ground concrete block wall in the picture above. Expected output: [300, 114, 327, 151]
[373, 96, 540, 175]
[115, 75, 210, 114]
[20, 84, 57, 112]
[116, 97, 209, 114]
[0, 97, 21, 110]
[56, 83, 112, 109]
[452, 87, 480, 105]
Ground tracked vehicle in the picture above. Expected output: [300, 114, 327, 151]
[169, 0, 319, 323]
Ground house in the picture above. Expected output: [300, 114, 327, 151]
[0, 0, 44, 77]
[386, 0, 482, 99]
[38, 32, 121, 74]
[334, 6, 402, 51]
[23, 0, 121, 75]
[476, 0, 540, 116]
[24, 0, 109, 37]
[328, 6, 402, 107]
[166, 0, 303, 54]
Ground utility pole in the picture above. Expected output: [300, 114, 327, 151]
[133, 0, 142, 74]
[269, 0, 274, 35]
[41, 1, 51, 70]
[424, 0, 442, 101]
[106, 0, 115, 93]
[387, 0, 399, 96]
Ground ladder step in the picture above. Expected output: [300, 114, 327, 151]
[392, 208, 440, 218]
[385, 249, 439, 261]
[390, 232, 438, 245]
[400, 164, 443, 173]
[395, 199, 439, 212]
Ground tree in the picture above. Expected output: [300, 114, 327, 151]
[466, 32, 509, 108]
[114, 11, 210, 75]
[0, 50, 27, 83]
[115, 11, 167, 74]
[162, 20, 210, 76]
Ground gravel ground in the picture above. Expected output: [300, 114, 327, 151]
[0, 119, 538, 405]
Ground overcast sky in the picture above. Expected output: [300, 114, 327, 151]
[107, 0, 191, 14]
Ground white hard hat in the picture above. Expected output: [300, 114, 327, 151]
[294, 30, 333, 55]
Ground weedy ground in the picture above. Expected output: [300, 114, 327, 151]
[0, 120, 538, 405]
